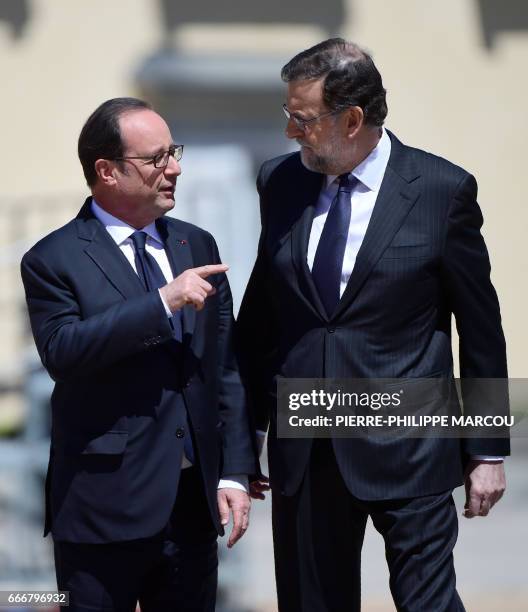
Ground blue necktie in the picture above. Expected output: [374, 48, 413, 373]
[131, 230, 167, 291]
[130, 231, 194, 464]
[311, 174, 357, 317]
[131, 231, 182, 342]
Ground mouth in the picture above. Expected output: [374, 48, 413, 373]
[159, 186, 175, 197]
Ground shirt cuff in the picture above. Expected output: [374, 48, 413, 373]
[218, 475, 249, 493]
[158, 289, 173, 318]
[256, 430, 267, 455]
[471, 455, 505, 462]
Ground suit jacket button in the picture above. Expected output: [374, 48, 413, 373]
[175, 428, 185, 438]
[327, 327, 335, 333]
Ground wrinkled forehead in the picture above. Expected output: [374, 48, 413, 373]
[119, 109, 173, 154]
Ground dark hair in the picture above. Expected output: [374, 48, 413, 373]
[281, 38, 387, 127]
[78, 97, 152, 187]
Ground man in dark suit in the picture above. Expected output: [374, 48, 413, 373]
[238, 39, 509, 611]
[21, 97, 258, 612]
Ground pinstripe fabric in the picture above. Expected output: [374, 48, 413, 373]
[271, 439, 464, 612]
[237, 130, 509, 501]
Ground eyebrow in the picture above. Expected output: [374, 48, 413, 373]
[137, 144, 176, 157]
[292, 111, 310, 120]
[285, 105, 311, 121]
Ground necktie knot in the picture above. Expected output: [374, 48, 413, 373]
[131, 230, 147, 252]
[338, 173, 357, 194]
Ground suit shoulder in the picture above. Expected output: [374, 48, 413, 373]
[259, 151, 299, 174]
[387, 132, 479, 217]
[22, 218, 78, 263]
[163, 216, 216, 245]
[258, 152, 306, 186]
[399, 140, 472, 188]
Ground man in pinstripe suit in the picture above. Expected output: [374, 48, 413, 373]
[237, 39, 509, 611]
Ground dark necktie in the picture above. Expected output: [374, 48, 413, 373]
[130, 230, 182, 342]
[311, 173, 358, 317]
[130, 231, 194, 463]
[131, 230, 168, 291]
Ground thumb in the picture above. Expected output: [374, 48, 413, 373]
[217, 492, 230, 526]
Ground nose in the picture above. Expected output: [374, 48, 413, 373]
[285, 118, 304, 140]
[165, 155, 181, 177]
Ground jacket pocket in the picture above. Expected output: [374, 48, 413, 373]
[81, 430, 129, 455]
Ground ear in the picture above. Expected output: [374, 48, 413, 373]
[94, 159, 118, 186]
[345, 106, 364, 139]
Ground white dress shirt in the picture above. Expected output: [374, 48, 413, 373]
[307, 128, 391, 294]
[259, 131, 502, 462]
[91, 199, 249, 489]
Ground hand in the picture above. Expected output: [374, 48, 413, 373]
[463, 459, 506, 518]
[249, 475, 270, 500]
[160, 264, 228, 312]
[217, 488, 251, 548]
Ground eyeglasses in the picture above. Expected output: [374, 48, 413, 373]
[282, 104, 341, 131]
[110, 144, 183, 169]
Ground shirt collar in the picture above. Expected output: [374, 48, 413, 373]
[325, 127, 391, 192]
[91, 198, 163, 246]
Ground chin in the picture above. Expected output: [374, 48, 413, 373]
[300, 148, 329, 174]
[158, 195, 175, 211]
[300, 147, 315, 170]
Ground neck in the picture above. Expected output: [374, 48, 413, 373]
[92, 191, 155, 230]
[340, 126, 382, 175]
[92, 187, 161, 229]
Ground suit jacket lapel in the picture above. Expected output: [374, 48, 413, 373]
[76, 199, 146, 300]
[289, 168, 328, 319]
[333, 133, 421, 319]
[156, 216, 195, 339]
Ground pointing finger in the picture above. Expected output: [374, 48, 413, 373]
[194, 264, 229, 279]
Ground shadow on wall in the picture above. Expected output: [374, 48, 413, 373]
[159, 0, 346, 38]
[0, 0, 30, 39]
[477, 0, 528, 48]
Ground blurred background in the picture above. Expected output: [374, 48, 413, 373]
[1, 1, 527, 610]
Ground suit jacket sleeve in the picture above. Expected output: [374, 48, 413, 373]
[236, 164, 280, 433]
[210, 239, 261, 477]
[21, 248, 173, 382]
[442, 173, 510, 456]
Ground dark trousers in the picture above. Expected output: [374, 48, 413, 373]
[272, 440, 465, 612]
[54, 467, 218, 612]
